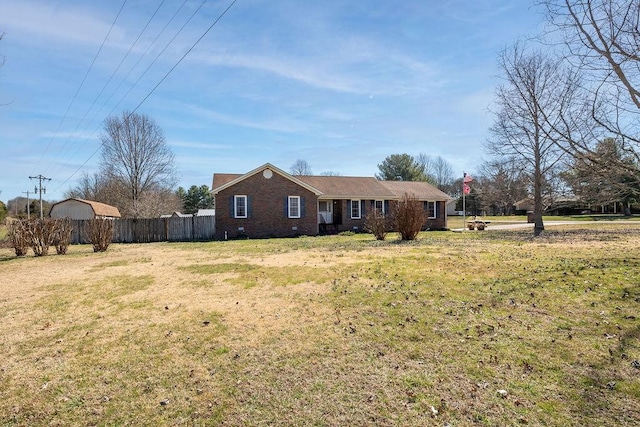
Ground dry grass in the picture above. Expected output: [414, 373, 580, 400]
[1, 225, 640, 426]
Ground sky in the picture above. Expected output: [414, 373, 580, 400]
[0, 0, 545, 202]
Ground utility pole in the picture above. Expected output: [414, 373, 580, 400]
[29, 174, 51, 219]
[22, 190, 32, 220]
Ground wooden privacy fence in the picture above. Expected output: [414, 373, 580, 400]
[70, 216, 216, 244]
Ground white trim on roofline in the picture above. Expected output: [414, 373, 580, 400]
[212, 163, 323, 196]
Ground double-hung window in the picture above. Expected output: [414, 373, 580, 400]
[234, 195, 247, 218]
[351, 200, 361, 219]
[288, 196, 301, 218]
[427, 201, 436, 219]
[374, 200, 385, 214]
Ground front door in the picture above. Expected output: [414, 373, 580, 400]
[318, 200, 333, 224]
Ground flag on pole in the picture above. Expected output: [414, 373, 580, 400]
[463, 172, 473, 194]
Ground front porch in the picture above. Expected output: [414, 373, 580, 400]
[318, 199, 343, 234]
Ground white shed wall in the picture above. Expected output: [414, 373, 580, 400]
[50, 200, 94, 220]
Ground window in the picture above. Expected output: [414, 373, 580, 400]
[234, 195, 247, 218]
[374, 200, 385, 214]
[426, 201, 436, 219]
[288, 196, 301, 218]
[351, 200, 361, 219]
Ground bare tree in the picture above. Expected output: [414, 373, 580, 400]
[487, 43, 579, 236]
[478, 159, 529, 215]
[100, 111, 177, 217]
[65, 171, 104, 200]
[137, 188, 182, 218]
[290, 159, 313, 176]
[538, 0, 640, 190]
[416, 153, 454, 190]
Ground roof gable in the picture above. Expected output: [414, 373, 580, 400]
[212, 163, 323, 195]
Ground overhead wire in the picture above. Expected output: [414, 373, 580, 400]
[51, 0, 191, 181]
[32, 0, 128, 177]
[45, 0, 168, 179]
[51, 0, 239, 194]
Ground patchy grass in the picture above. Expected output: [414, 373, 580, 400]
[1, 225, 639, 426]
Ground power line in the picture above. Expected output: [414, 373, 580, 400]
[130, 0, 239, 113]
[45, 0, 168, 178]
[48, 0, 191, 182]
[52, 0, 239, 194]
[34, 0, 128, 177]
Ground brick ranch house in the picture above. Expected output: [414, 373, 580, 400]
[212, 163, 452, 239]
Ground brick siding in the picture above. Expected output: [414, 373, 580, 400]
[215, 172, 318, 239]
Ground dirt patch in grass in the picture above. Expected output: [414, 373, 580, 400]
[1, 228, 640, 426]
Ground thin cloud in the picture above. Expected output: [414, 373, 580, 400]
[0, 0, 125, 47]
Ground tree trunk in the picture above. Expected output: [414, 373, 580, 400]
[533, 132, 544, 237]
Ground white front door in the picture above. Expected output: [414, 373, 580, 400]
[318, 200, 333, 224]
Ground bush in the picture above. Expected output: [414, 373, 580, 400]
[25, 218, 58, 256]
[8, 220, 29, 256]
[87, 218, 115, 252]
[394, 193, 426, 241]
[54, 218, 73, 255]
[7, 218, 74, 256]
[364, 209, 391, 241]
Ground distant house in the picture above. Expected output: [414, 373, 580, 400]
[516, 196, 635, 216]
[49, 198, 121, 220]
[212, 163, 452, 239]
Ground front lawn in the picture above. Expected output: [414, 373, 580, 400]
[1, 225, 639, 426]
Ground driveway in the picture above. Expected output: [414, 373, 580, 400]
[453, 220, 639, 232]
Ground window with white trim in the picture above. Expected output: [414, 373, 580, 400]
[351, 200, 361, 219]
[374, 200, 385, 214]
[288, 196, 301, 218]
[426, 201, 436, 219]
[234, 195, 247, 218]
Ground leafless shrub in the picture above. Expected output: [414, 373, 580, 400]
[54, 218, 73, 255]
[24, 218, 59, 256]
[87, 218, 115, 252]
[364, 209, 391, 241]
[8, 220, 29, 256]
[394, 193, 426, 241]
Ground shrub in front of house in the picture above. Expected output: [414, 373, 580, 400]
[394, 193, 426, 241]
[364, 209, 391, 241]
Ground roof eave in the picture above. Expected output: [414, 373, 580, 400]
[212, 163, 323, 196]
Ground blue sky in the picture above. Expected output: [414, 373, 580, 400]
[0, 0, 544, 202]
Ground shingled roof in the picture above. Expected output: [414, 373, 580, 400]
[379, 180, 453, 201]
[49, 198, 121, 218]
[296, 176, 396, 199]
[212, 163, 452, 201]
